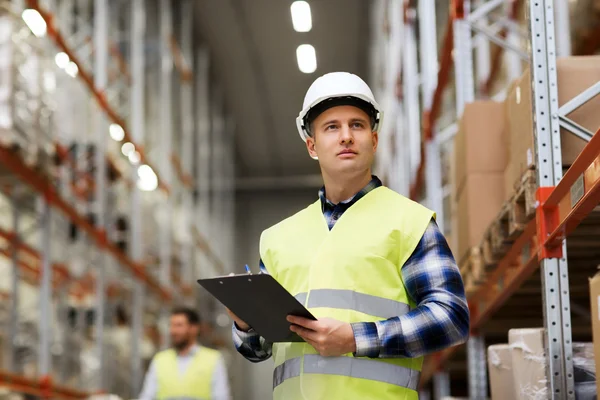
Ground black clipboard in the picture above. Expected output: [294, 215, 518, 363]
[197, 273, 317, 343]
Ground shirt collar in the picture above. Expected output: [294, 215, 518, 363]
[178, 343, 200, 357]
[318, 175, 382, 209]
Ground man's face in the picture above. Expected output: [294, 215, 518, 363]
[169, 314, 196, 350]
[306, 105, 378, 176]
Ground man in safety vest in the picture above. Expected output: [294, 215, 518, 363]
[228, 71, 470, 400]
[139, 307, 231, 400]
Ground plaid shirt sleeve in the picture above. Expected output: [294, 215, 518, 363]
[232, 259, 273, 363]
[351, 218, 470, 358]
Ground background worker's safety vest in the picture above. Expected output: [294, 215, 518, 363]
[154, 346, 220, 400]
[260, 186, 434, 400]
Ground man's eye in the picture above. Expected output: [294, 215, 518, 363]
[326, 125, 337, 130]
[352, 122, 364, 128]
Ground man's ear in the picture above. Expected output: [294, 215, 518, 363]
[372, 131, 378, 152]
[306, 136, 319, 160]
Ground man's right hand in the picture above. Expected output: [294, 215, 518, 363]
[227, 308, 251, 332]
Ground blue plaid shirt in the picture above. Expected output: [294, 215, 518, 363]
[232, 176, 469, 360]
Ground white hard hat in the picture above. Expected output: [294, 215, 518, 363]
[296, 72, 384, 142]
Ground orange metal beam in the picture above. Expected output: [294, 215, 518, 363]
[0, 146, 171, 301]
[25, 0, 169, 194]
[0, 371, 89, 400]
[171, 154, 194, 188]
[543, 128, 600, 248]
[169, 35, 193, 82]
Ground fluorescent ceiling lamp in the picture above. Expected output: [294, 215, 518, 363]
[128, 151, 141, 165]
[109, 123, 125, 141]
[291, 1, 312, 32]
[55, 52, 69, 69]
[65, 62, 78, 78]
[121, 142, 134, 156]
[22, 9, 47, 38]
[137, 164, 158, 191]
[296, 44, 317, 74]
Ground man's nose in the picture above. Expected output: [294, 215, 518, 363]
[339, 125, 354, 144]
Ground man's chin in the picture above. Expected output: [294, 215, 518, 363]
[172, 341, 187, 351]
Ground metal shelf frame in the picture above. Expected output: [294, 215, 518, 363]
[0, 0, 236, 398]
[376, 0, 600, 398]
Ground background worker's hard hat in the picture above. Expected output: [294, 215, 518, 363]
[296, 72, 384, 143]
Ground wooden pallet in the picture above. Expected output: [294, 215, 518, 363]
[0, 132, 57, 184]
[490, 202, 513, 256]
[481, 229, 498, 269]
[459, 247, 484, 295]
[508, 169, 537, 239]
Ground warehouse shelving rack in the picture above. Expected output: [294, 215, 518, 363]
[0, 0, 235, 398]
[373, 0, 600, 399]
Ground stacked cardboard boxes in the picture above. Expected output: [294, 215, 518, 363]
[503, 56, 600, 198]
[452, 56, 600, 280]
[453, 101, 507, 265]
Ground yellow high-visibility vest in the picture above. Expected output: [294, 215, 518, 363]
[260, 186, 434, 400]
[154, 346, 220, 400]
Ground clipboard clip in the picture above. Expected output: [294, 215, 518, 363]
[244, 263, 268, 275]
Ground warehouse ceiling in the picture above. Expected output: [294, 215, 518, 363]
[192, 0, 370, 184]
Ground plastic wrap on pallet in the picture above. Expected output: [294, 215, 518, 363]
[509, 328, 597, 400]
[487, 344, 516, 399]
[508, 328, 548, 400]
[572, 342, 597, 400]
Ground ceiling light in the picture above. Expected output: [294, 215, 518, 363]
[121, 142, 134, 156]
[296, 44, 317, 74]
[137, 165, 158, 191]
[128, 151, 141, 165]
[291, 1, 312, 32]
[55, 52, 69, 69]
[65, 61, 78, 78]
[22, 9, 47, 38]
[109, 123, 125, 141]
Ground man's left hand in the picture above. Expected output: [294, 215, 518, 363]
[287, 316, 357, 357]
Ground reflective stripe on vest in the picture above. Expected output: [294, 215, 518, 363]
[162, 397, 207, 400]
[273, 355, 421, 391]
[294, 289, 410, 319]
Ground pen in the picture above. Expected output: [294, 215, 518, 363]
[245, 264, 252, 274]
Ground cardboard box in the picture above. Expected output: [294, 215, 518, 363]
[454, 101, 508, 196]
[487, 344, 516, 400]
[556, 56, 600, 144]
[509, 328, 547, 400]
[504, 151, 528, 202]
[590, 272, 600, 395]
[456, 173, 505, 263]
[504, 56, 600, 198]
